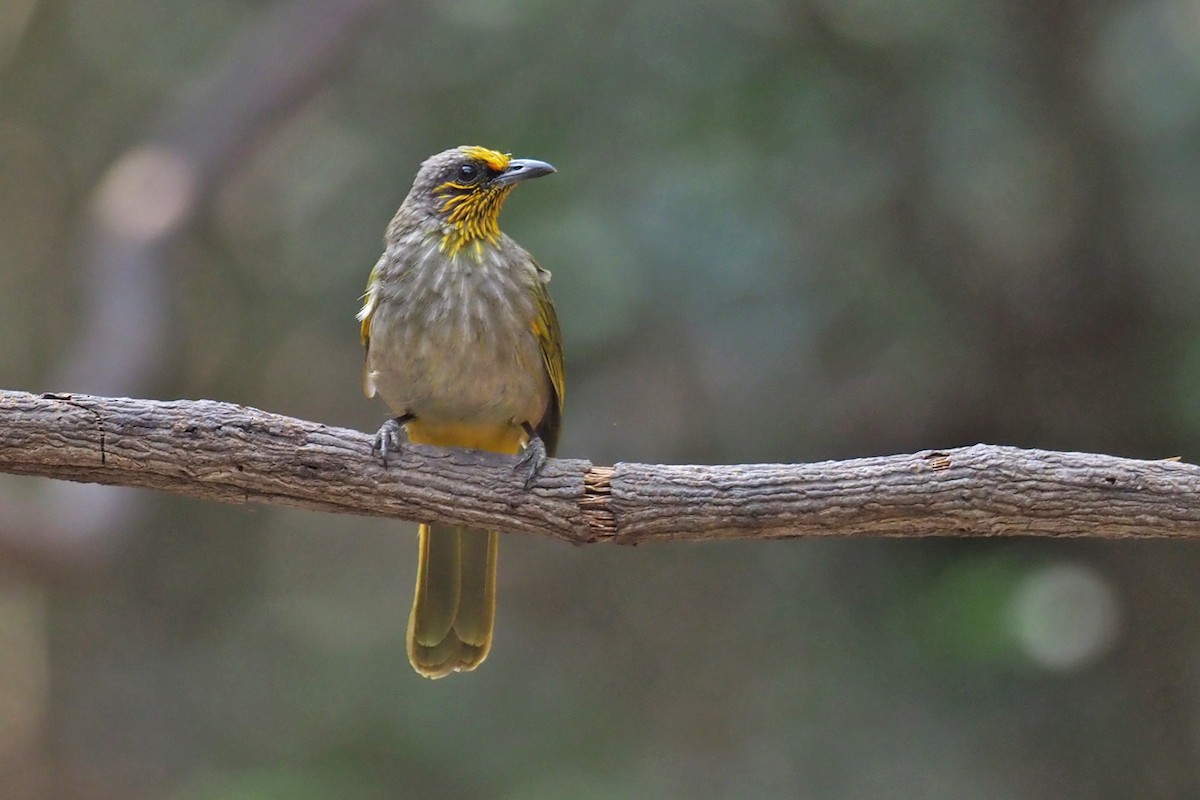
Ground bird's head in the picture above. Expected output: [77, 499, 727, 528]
[399, 145, 555, 257]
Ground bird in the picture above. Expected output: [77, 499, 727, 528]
[357, 145, 564, 678]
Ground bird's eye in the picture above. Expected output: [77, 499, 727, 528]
[456, 163, 478, 183]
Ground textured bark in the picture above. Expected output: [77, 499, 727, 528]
[2, 389, 1199, 544]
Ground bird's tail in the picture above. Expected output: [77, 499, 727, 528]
[407, 523, 498, 679]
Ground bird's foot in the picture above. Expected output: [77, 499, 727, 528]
[373, 416, 411, 466]
[514, 433, 548, 490]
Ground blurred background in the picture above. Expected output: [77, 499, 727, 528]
[2, 0, 1200, 797]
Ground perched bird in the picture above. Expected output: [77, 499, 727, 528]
[357, 146, 564, 678]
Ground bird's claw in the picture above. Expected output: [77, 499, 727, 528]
[373, 417, 409, 466]
[514, 435, 547, 490]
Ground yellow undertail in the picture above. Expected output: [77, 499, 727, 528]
[408, 523, 498, 678]
[404, 421, 525, 679]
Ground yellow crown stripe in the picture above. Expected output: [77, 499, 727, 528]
[459, 146, 511, 172]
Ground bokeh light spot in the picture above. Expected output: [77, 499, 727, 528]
[94, 145, 198, 242]
[1008, 562, 1121, 672]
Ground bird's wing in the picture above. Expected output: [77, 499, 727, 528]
[357, 261, 381, 397]
[530, 263, 564, 456]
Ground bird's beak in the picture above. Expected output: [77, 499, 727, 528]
[494, 158, 556, 187]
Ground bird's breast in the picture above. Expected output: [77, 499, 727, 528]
[364, 238, 549, 427]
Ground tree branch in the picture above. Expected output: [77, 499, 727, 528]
[7, 0, 387, 579]
[2, 389, 1198, 543]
